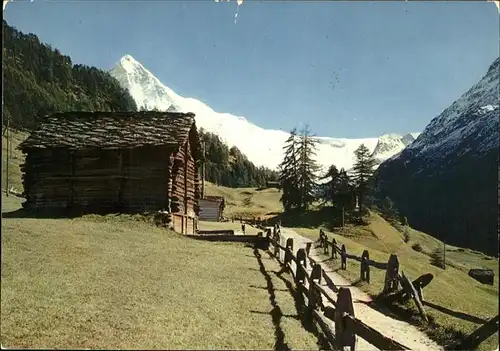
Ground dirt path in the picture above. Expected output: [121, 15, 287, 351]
[277, 227, 443, 351]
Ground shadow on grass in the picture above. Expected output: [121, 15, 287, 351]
[249, 285, 289, 293]
[423, 301, 489, 324]
[263, 252, 332, 350]
[250, 310, 300, 321]
[362, 295, 467, 350]
[252, 246, 291, 351]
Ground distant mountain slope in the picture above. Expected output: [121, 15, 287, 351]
[110, 55, 418, 172]
[2, 21, 137, 131]
[376, 57, 499, 255]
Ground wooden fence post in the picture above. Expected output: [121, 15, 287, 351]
[297, 248, 307, 269]
[331, 238, 337, 259]
[286, 237, 293, 252]
[410, 273, 433, 303]
[274, 232, 280, 258]
[341, 244, 347, 270]
[308, 281, 318, 311]
[382, 254, 399, 294]
[305, 242, 312, 256]
[360, 250, 370, 283]
[296, 249, 306, 283]
[311, 262, 322, 284]
[318, 229, 324, 248]
[284, 238, 294, 266]
[265, 228, 271, 239]
[324, 235, 329, 255]
[335, 287, 356, 351]
[400, 271, 428, 322]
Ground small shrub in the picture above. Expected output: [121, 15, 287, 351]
[403, 227, 411, 243]
[430, 247, 446, 269]
[412, 243, 423, 252]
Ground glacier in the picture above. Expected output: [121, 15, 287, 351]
[109, 54, 419, 173]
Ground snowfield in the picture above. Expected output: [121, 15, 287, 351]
[110, 55, 419, 173]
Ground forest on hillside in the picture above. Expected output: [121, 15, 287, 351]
[2, 20, 277, 188]
[199, 129, 279, 188]
[2, 20, 138, 131]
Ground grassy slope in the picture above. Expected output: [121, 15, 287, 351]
[204, 182, 282, 220]
[294, 213, 499, 350]
[3, 130, 498, 349]
[1, 195, 323, 349]
[191, 181, 499, 350]
[1, 133, 322, 348]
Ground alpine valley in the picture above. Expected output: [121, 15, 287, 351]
[109, 55, 420, 174]
[375, 57, 499, 256]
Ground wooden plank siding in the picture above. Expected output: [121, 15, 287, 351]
[169, 137, 199, 234]
[22, 147, 175, 212]
[19, 112, 203, 234]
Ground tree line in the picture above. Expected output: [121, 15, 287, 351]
[278, 126, 382, 223]
[199, 128, 279, 188]
[2, 20, 137, 131]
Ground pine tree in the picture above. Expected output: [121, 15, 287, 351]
[336, 168, 354, 210]
[296, 125, 320, 211]
[352, 144, 377, 212]
[319, 165, 340, 205]
[278, 129, 300, 212]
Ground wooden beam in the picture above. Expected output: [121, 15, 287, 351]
[455, 315, 499, 350]
[344, 315, 411, 350]
[399, 272, 428, 322]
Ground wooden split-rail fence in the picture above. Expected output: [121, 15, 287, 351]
[316, 229, 432, 322]
[264, 225, 412, 350]
[260, 225, 499, 350]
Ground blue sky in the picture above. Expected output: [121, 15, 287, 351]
[4, 0, 499, 138]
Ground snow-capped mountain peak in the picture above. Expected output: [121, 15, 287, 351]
[110, 54, 418, 173]
[404, 57, 499, 161]
[370, 132, 420, 165]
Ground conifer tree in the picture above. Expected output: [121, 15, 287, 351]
[352, 144, 377, 212]
[296, 125, 320, 211]
[319, 165, 340, 205]
[278, 129, 300, 212]
[336, 168, 354, 210]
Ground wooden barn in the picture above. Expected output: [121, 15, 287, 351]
[19, 111, 203, 235]
[198, 195, 225, 221]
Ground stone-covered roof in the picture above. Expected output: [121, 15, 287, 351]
[19, 111, 197, 151]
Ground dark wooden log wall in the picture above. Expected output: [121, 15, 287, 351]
[22, 148, 72, 209]
[169, 138, 199, 217]
[120, 146, 172, 212]
[22, 146, 174, 212]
